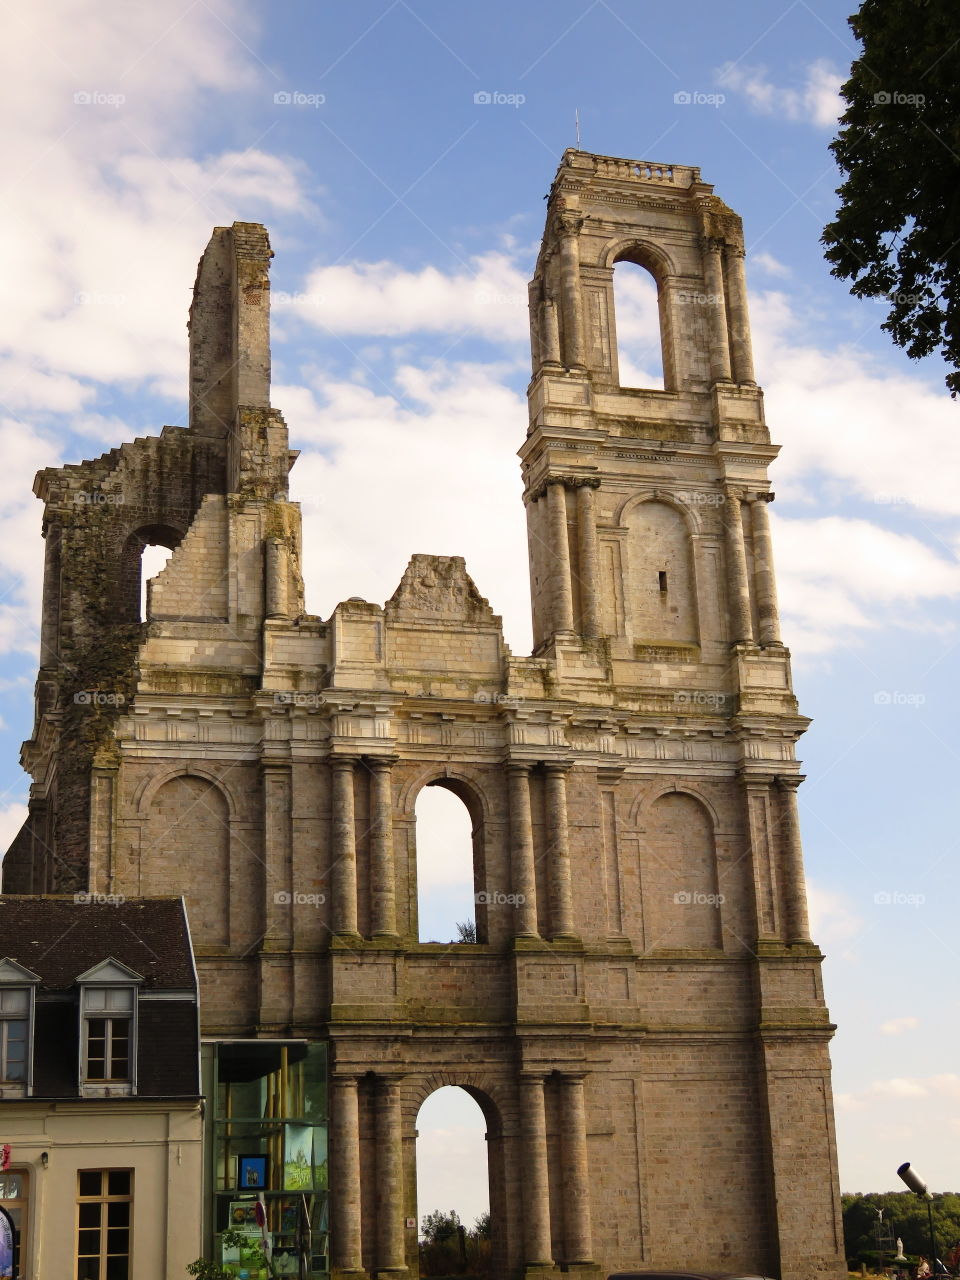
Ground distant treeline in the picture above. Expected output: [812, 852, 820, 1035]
[843, 1191, 960, 1268]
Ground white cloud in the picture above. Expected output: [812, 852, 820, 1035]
[717, 59, 843, 127]
[279, 251, 530, 343]
[872, 1077, 928, 1098]
[0, 802, 29, 873]
[836, 1071, 960, 1188]
[750, 251, 791, 279]
[771, 513, 960, 652]
[281, 359, 532, 650]
[0, 418, 63, 657]
[0, 0, 313, 414]
[807, 882, 864, 950]
[753, 289, 960, 519]
[880, 1016, 921, 1036]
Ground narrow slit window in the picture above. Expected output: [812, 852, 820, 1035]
[658, 571, 668, 593]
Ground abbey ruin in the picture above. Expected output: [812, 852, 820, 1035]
[4, 149, 846, 1279]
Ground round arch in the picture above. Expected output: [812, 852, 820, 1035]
[404, 1070, 508, 1135]
[630, 780, 722, 833]
[397, 765, 490, 826]
[118, 521, 186, 625]
[615, 487, 704, 535]
[600, 235, 679, 281]
[134, 762, 238, 818]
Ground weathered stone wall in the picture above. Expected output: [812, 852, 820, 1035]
[5, 159, 846, 1280]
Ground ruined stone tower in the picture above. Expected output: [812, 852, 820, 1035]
[4, 151, 846, 1279]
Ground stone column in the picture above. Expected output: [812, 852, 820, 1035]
[508, 762, 539, 937]
[330, 1075, 364, 1273]
[331, 756, 359, 936]
[559, 215, 587, 370]
[701, 238, 733, 382]
[559, 1074, 594, 1264]
[575, 481, 601, 639]
[368, 757, 398, 938]
[264, 537, 289, 619]
[748, 494, 782, 646]
[541, 298, 562, 366]
[528, 280, 543, 373]
[724, 245, 756, 384]
[547, 479, 575, 635]
[39, 520, 62, 666]
[777, 777, 812, 943]
[376, 1077, 405, 1273]
[519, 1074, 554, 1267]
[544, 763, 576, 939]
[723, 488, 754, 645]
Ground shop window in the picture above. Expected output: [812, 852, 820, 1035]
[0, 1169, 28, 1278]
[76, 1169, 133, 1280]
[211, 1041, 329, 1277]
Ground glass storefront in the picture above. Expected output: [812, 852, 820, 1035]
[210, 1042, 328, 1279]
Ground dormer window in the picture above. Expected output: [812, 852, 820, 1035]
[76, 959, 142, 1097]
[0, 958, 39, 1098]
[84, 987, 133, 1081]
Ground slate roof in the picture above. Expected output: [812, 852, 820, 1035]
[0, 896, 196, 991]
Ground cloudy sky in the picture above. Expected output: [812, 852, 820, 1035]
[0, 0, 957, 1225]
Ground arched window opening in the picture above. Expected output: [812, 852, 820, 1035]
[141, 543, 174, 619]
[612, 258, 665, 390]
[119, 525, 181, 625]
[415, 783, 479, 944]
[416, 1087, 490, 1277]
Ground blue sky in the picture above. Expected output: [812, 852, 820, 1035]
[1, 0, 958, 1222]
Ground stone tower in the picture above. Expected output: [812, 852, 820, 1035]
[4, 151, 846, 1279]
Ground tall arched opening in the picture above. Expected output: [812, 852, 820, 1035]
[415, 1086, 494, 1279]
[612, 257, 666, 389]
[414, 780, 485, 943]
[119, 523, 182, 624]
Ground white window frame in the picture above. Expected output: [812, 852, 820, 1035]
[76, 959, 142, 1098]
[0, 957, 39, 1099]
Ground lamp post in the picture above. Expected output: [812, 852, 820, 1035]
[897, 1162, 944, 1275]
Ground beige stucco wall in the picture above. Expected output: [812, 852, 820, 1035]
[2, 1099, 202, 1279]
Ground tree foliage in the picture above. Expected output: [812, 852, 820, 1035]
[842, 1190, 960, 1266]
[822, 0, 960, 395]
[422, 1208, 462, 1244]
[420, 1207, 491, 1278]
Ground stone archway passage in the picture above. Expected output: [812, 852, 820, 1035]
[416, 1087, 490, 1277]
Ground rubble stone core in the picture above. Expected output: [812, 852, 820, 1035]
[4, 152, 847, 1280]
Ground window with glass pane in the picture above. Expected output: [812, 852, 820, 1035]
[76, 1170, 132, 1280]
[211, 1043, 328, 1276]
[0, 988, 29, 1082]
[84, 988, 133, 1082]
[0, 1170, 28, 1276]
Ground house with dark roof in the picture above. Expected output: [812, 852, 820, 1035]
[0, 896, 203, 1280]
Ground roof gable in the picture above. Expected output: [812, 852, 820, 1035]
[75, 957, 143, 985]
[0, 956, 41, 984]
